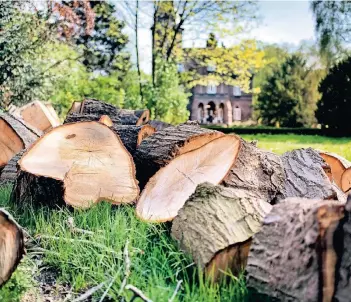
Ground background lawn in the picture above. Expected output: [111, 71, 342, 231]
[1, 134, 350, 301]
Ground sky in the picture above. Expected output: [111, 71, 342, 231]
[127, 1, 316, 74]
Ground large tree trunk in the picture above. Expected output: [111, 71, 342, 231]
[11, 122, 139, 209]
[135, 123, 241, 222]
[246, 197, 344, 302]
[171, 182, 271, 281]
[14, 101, 61, 132]
[79, 99, 150, 125]
[64, 113, 155, 156]
[134, 121, 225, 189]
[277, 148, 346, 203]
[320, 151, 351, 190]
[0, 209, 24, 287]
[221, 139, 285, 204]
[0, 151, 23, 186]
[0, 113, 40, 171]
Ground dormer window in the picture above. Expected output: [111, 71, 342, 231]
[207, 64, 216, 72]
[233, 86, 241, 97]
[207, 83, 217, 94]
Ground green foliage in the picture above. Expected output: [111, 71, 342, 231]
[255, 54, 318, 127]
[316, 57, 351, 130]
[145, 60, 190, 124]
[311, 1, 351, 62]
[0, 2, 52, 108]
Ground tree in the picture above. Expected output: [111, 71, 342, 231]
[311, 1, 351, 62]
[62, 0, 130, 74]
[316, 57, 351, 130]
[255, 54, 317, 127]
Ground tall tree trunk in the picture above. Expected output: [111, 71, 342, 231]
[135, 0, 144, 103]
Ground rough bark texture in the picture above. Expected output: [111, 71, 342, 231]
[0, 152, 23, 186]
[0, 113, 41, 147]
[277, 148, 345, 203]
[171, 183, 272, 280]
[148, 120, 172, 131]
[64, 113, 121, 125]
[80, 99, 149, 125]
[246, 198, 344, 302]
[0, 208, 24, 286]
[11, 171, 65, 207]
[222, 139, 285, 204]
[134, 121, 225, 189]
[320, 151, 351, 189]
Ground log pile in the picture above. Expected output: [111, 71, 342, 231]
[3, 98, 351, 292]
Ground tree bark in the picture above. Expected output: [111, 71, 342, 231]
[0, 209, 24, 287]
[64, 113, 121, 125]
[134, 121, 225, 189]
[277, 148, 346, 203]
[148, 120, 172, 131]
[0, 151, 23, 186]
[246, 197, 344, 302]
[171, 182, 272, 281]
[0, 113, 40, 170]
[221, 139, 285, 204]
[11, 122, 139, 209]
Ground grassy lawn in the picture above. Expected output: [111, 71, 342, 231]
[1, 133, 350, 301]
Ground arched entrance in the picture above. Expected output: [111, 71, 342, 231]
[206, 101, 216, 124]
[197, 103, 204, 123]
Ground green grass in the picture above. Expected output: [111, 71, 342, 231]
[241, 134, 351, 160]
[0, 186, 248, 302]
[2, 133, 350, 301]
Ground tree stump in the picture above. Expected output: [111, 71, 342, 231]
[246, 197, 345, 302]
[222, 139, 285, 203]
[320, 151, 351, 190]
[0, 209, 24, 287]
[277, 148, 345, 203]
[12, 121, 139, 208]
[171, 183, 272, 280]
[135, 125, 241, 222]
[0, 113, 40, 172]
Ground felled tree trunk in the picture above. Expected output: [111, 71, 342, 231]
[0, 113, 40, 171]
[64, 113, 155, 156]
[171, 183, 272, 281]
[67, 101, 82, 114]
[80, 99, 150, 125]
[14, 101, 61, 132]
[148, 120, 172, 131]
[277, 148, 346, 203]
[0, 151, 23, 186]
[246, 198, 344, 302]
[64, 113, 121, 125]
[135, 122, 241, 222]
[0, 209, 24, 287]
[12, 122, 139, 209]
[320, 151, 351, 190]
[221, 139, 285, 204]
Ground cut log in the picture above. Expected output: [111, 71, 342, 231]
[0, 113, 40, 171]
[246, 198, 344, 302]
[67, 101, 82, 114]
[11, 121, 139, 208]
[80, 99, 150, 125]
[136, 134, 241, 222]
[0, 151, 23, 186]
[64, 113, 121, 125]
[222, 139, 285, 204]
[320, 151, 351, 189]
[64, 113, 155, 155]
[134, 121, 226, 189]
[277, 148, 345, 203]
[14, 101, 61, 132]
[341, 168, 351, 193]
[171, 182, 272, 280]
[148, 120, 172, 131]
[0, 208, 24, 287]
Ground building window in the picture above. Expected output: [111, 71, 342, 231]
[233, 86, 241, 97]
[233, 106, 242, 121]
[207, 84, 217, 94]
